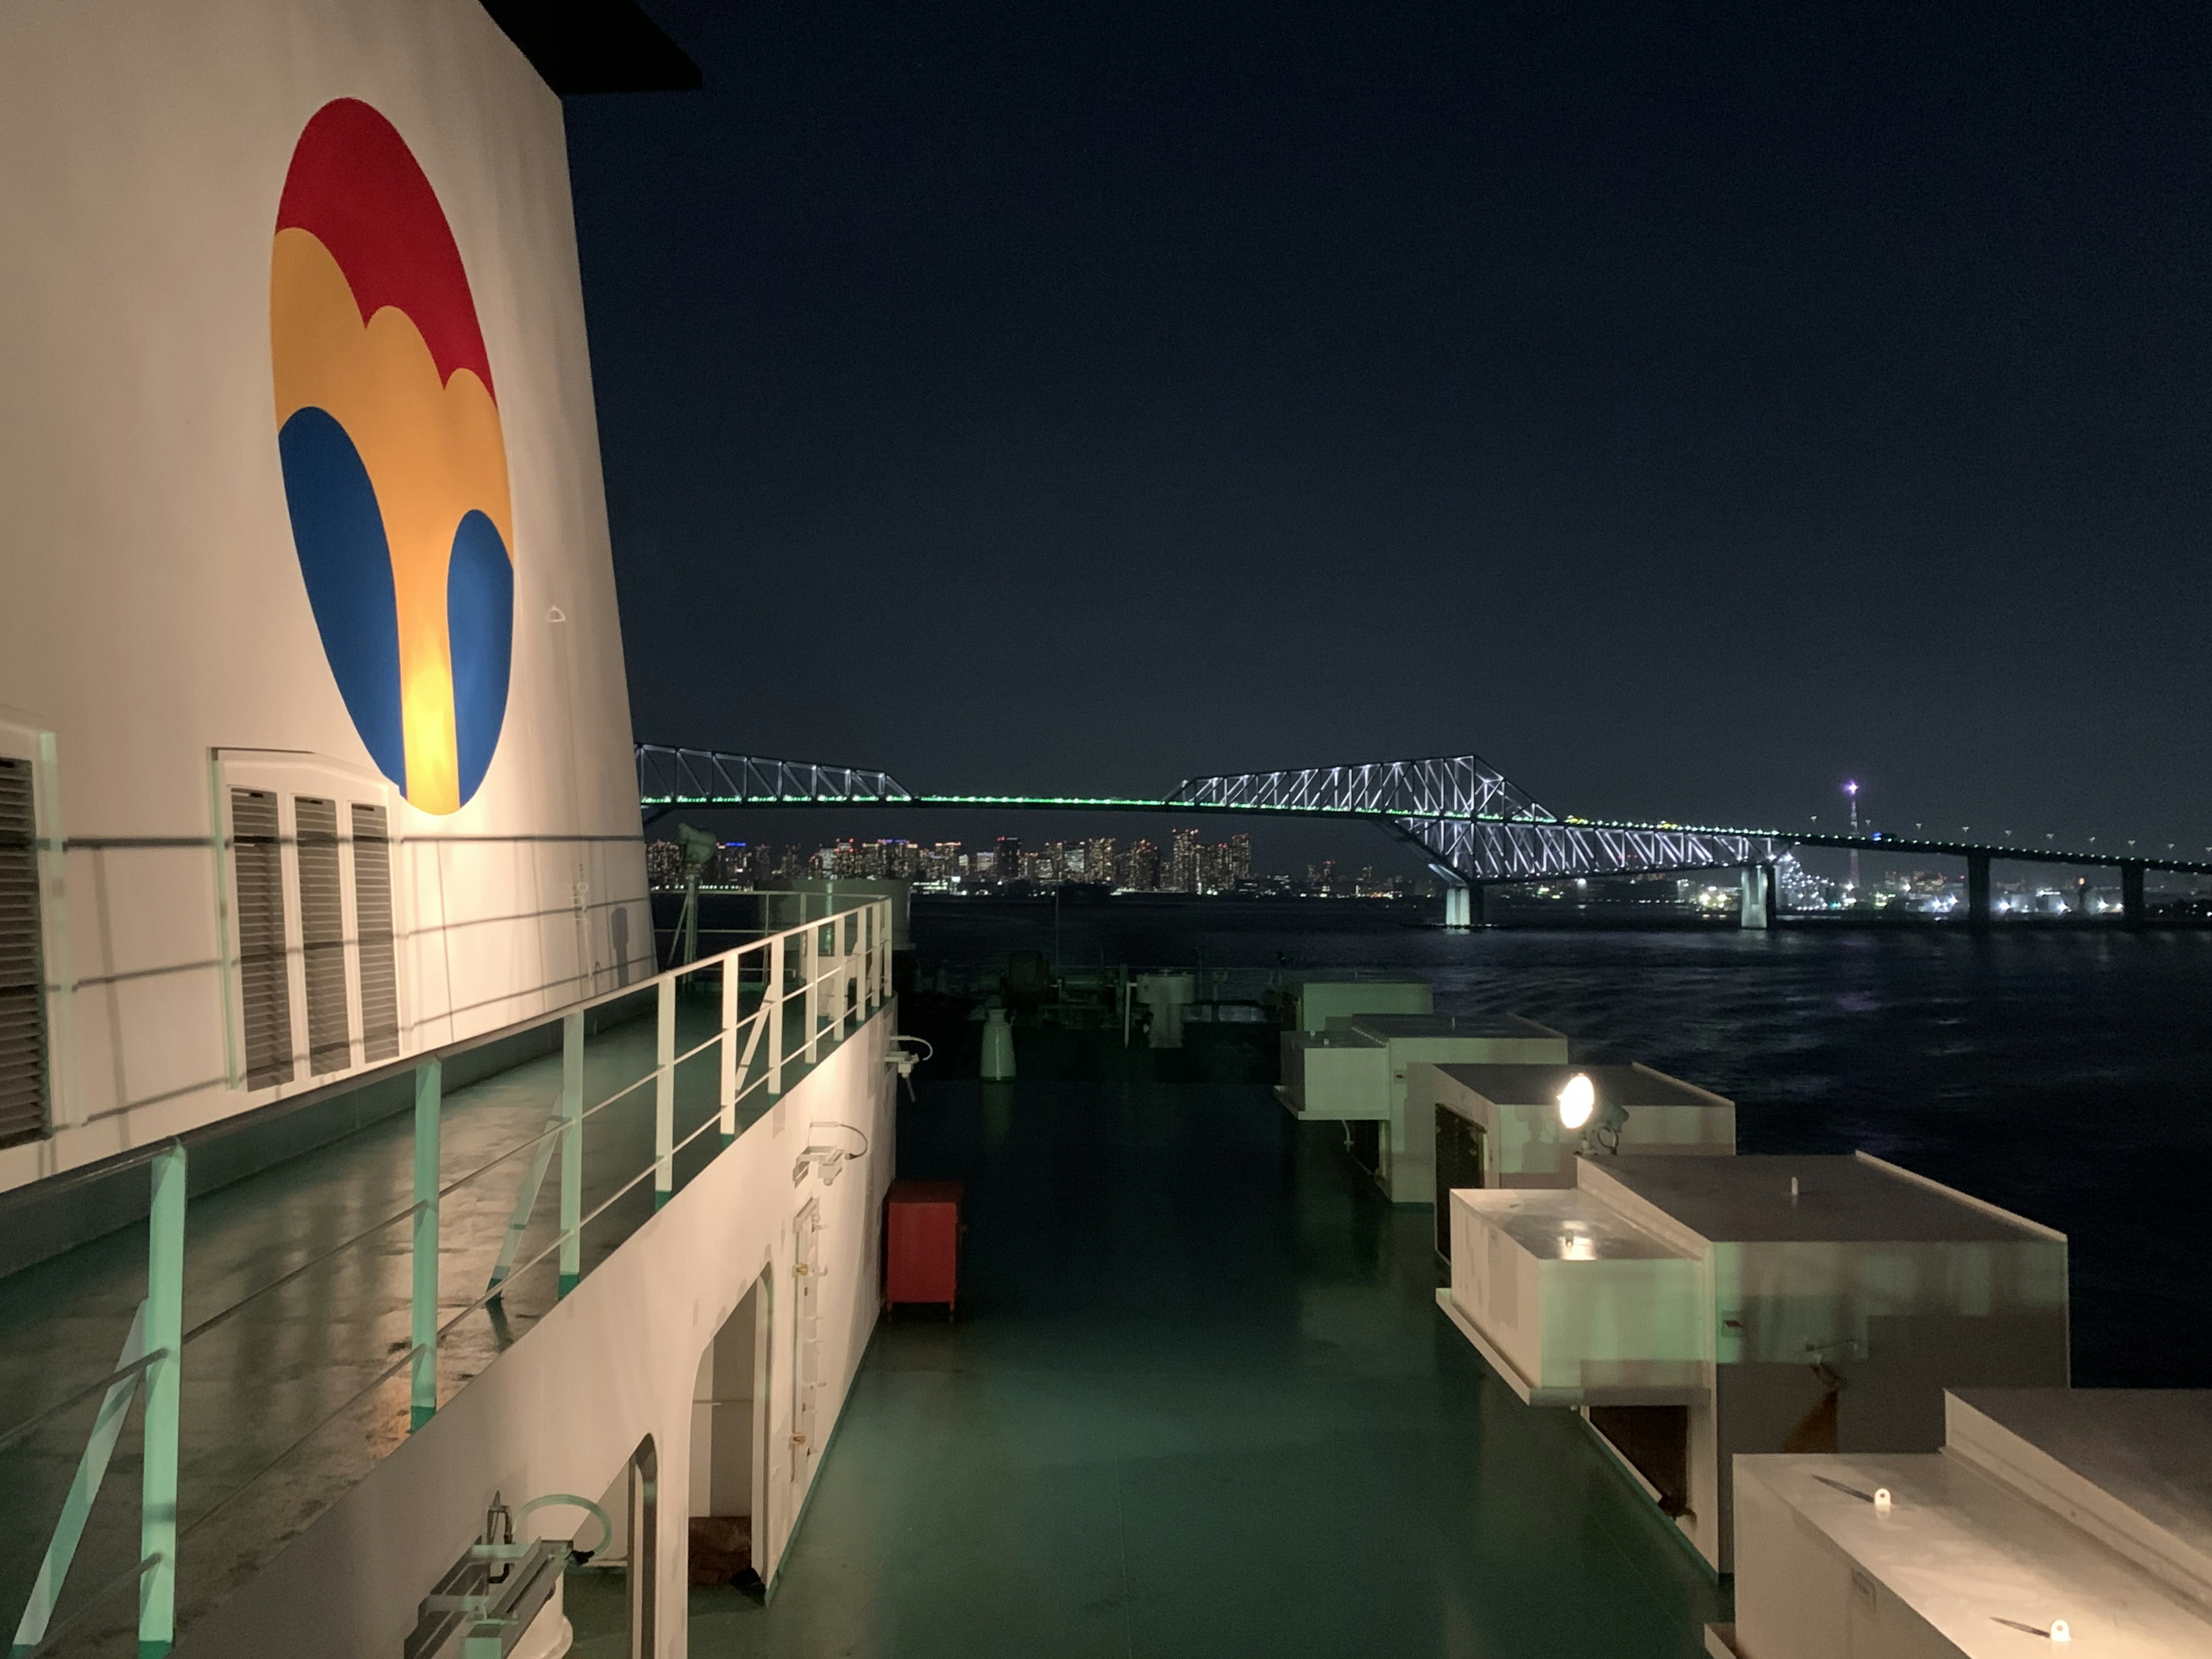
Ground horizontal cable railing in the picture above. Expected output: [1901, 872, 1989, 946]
[3, 891, 895, 1659]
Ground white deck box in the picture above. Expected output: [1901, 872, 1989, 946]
[1277, 1014, 1569, 1199]
[1441, 1185, 1708, 1404]
[1350, 1016, 1571, 1202]
[1440, 1153, 2070, 1573]
[1277, 1030, 1391, 1120]
[1420, 1059, 1735, 1235]
[1281, 974, 1433, 1035]
[1719, 1389, 2212, 1658]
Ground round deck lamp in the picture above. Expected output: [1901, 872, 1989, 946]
[1558, 1073, 1595, 1131]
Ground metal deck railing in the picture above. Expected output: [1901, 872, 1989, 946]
[3, 892, 892, 1658]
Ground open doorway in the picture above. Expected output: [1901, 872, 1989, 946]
[567, 1435, 659, 1657]
[1434, 1107, 1485, 1262]
[689, 1270, 771, 1611]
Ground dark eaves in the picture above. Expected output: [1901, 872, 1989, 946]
[479, 0, 702, 94]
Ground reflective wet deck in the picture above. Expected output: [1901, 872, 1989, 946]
[687, 1076, 1725, 1658]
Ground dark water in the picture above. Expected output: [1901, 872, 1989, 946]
[908, 897, 2212, 1390]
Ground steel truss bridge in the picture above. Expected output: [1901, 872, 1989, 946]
[636, 743, 2212, 922]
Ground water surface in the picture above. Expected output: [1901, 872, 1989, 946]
[914, 900, 2212, 1388]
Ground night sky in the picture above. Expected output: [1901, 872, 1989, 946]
[568, 3, 2212, 859]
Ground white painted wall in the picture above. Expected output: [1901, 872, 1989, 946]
[172, 1009, 898, 1658]
[0, 0, 647, 1192]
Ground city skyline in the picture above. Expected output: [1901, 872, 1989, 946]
[645, 827, 1430, 899]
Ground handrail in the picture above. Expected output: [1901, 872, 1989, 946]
[10, 891, 897, 1656]
[0, 890, 873, 1209]
[179, 906, 869, 1348]
[433, 1056, 782, 1347]
[0, 1349, 168, 1455]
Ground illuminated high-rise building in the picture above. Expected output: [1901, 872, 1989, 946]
[1171, 827, 1203, 892]
[1123, 839, 1160, 890]
[1085, 837, 1118, 885]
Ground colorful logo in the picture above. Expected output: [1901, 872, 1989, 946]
[271, 99, 513, 815]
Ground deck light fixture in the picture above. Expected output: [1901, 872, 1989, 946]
[1558, 1073, 1595, 1131]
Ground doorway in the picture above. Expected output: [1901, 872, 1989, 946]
[690, 1271, 770, 1597]
[1434, 1107, 1486, 1262]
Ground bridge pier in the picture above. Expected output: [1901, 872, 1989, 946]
[1966, 853, 1991, 930]
[2122, 862, 2146, 927]
[1738, 863, 1773, 930]
[1440, 882, 1487, 928]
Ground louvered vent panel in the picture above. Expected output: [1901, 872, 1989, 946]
[296, 796, 351, 1077]
[0, 758, 48, 1147]
[351, 803, 400, 1063]
[232, 788, 294, 1088]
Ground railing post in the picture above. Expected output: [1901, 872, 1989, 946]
[769, 933, 786, 1096]
[839, 914, 853, 1037]
[411, 1058, 441, 1430]
[718, 950, 738, 1143]
[139, 1141, 185, 1657]
[11, 1306, 149, 1656]
[804, 919, 820, 1063]
[654, 975, 676, 1207]
[559, 1010, 584, 1297]
[879, 899, 891, 1005]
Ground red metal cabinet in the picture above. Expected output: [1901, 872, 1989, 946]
[884, 1180, 963, 1314]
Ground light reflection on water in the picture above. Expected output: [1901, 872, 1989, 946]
[914, 900, 2212, 1387]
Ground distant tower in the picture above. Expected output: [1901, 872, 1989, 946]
[1845, 780, 1861, 897]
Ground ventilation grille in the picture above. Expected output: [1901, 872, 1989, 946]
[296, 797, 351, 1077]
[352, 804, 399, 1063]
[232, 788, 294, 1088]
[0, 758, 48, 1148]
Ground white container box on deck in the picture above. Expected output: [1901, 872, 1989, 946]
[1276, 1013, 1568, 1201]
[1281, 974, 1433, 1035]
[1419, 1060, 1735, 1236]
[1718, 1389, 2212, 1658]
[1347, 1016, 1570, 1202]
[1277, 1029, 1390, 1120]
[1438, 1153, 2070, 1573]
[1442, 1185, 1708, 1404]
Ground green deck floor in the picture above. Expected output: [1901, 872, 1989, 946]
[683, 1075, 1725, 1658]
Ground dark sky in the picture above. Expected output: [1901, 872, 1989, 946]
[567, 2, 2212, 857]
